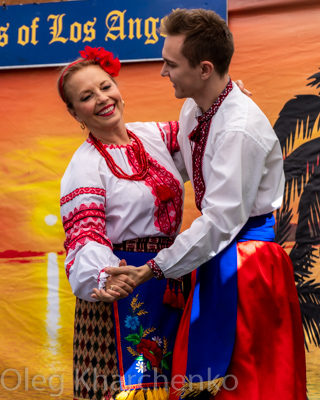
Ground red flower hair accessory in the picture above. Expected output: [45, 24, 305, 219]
[59, 46, 121, 102]
[79, 46, 121, 77]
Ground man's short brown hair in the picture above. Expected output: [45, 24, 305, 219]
[160, 8, 234, 78]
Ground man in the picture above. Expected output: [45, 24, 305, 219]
[99, 8, 306, 400]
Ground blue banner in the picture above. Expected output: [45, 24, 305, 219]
[0, 0, 227, 68]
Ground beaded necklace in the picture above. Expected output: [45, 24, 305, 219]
[89, 130, 176, 203]
[89, 130, 149, 180]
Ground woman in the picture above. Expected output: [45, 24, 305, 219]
[59, 46, 186, 400]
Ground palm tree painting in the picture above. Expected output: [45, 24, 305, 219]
[273, 70, 320, 350]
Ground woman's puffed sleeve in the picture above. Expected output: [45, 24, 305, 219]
[60, 149, 120, 301]
[157, 121, 189, 182]
[156, 121, 180, 154]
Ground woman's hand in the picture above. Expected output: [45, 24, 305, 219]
[91, 259, 136, 302]
[234, 79, 252, 97]
[91, 287, 123, 302]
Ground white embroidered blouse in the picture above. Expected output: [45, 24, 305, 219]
[60, 121, 185, 301]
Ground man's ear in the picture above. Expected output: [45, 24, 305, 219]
[68, 107, 81, 123]
[200, 61, 214, 80]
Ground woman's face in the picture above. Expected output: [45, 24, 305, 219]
[66, 64, 124, 134]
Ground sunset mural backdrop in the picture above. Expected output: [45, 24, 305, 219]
[1, 0, 320, 398]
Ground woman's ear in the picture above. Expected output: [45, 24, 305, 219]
[200, 61, 214, 80]
[68, 107, 81, 123]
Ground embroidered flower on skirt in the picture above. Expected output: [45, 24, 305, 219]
[124, 315, 140, 330]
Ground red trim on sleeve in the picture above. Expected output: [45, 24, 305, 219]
[146, 259, 165, 280]
[157, 121, 180, 154]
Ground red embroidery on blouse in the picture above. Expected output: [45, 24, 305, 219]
[86, 124, 183, 236]
[97, 269, 107, 285]
[66, 259, 75, 280]
[126, 140, 183, 236]
[63, 203, 105, 233]
[60, 187, 106, 206]
[87, 136, 130, 149]
[190, 80, 233, 211]
[157, 121, 180, 154]
[62, 202, 112, 252]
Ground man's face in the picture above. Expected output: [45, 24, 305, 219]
[160, 34, 203, 100]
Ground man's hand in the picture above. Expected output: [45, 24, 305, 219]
[91, 259, 136, 302]
[105, 264, 154, 288]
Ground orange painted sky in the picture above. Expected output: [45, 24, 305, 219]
[1, 1, 320, 252]
[229, 2, 320, 126]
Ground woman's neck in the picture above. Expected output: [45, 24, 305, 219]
[91, 122, 130, 145]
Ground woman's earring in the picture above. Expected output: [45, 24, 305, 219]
[80, 121, 86, 130]
[122, 100, 125, 107]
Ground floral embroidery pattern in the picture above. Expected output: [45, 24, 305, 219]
[124, 293, 172, 373]
[135, 360, 147, 373]
[152, 336, 162, 346]
[124, 315, 140, 331]
[137, 339, 163, 368]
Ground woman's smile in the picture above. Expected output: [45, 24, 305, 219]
[97, 104, 115, 117]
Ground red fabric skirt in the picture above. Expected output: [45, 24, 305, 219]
[214, 241, 306, 399]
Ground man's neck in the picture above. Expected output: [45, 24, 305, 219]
[194, 74, 230, 113]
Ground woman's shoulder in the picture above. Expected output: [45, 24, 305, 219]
[61, 140, 104, 186]
[125, 121, 179, 142]
[125, 121, 158, 134]
[68, 140, 99, 165]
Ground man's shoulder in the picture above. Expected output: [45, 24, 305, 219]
[221, 84, 271, 127]
[219, 84, 278, 150]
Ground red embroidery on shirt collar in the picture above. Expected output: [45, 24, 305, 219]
[190, 79, 233, 211]
[189, 79, 233, 143]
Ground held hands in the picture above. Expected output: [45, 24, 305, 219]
[91, 263, 155, 303]
[106, 264, 154, 287]
[91, 259, 136, 302]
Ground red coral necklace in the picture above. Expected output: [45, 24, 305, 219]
[89, 130, 176, 203]
[89, 130, 149, 180]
